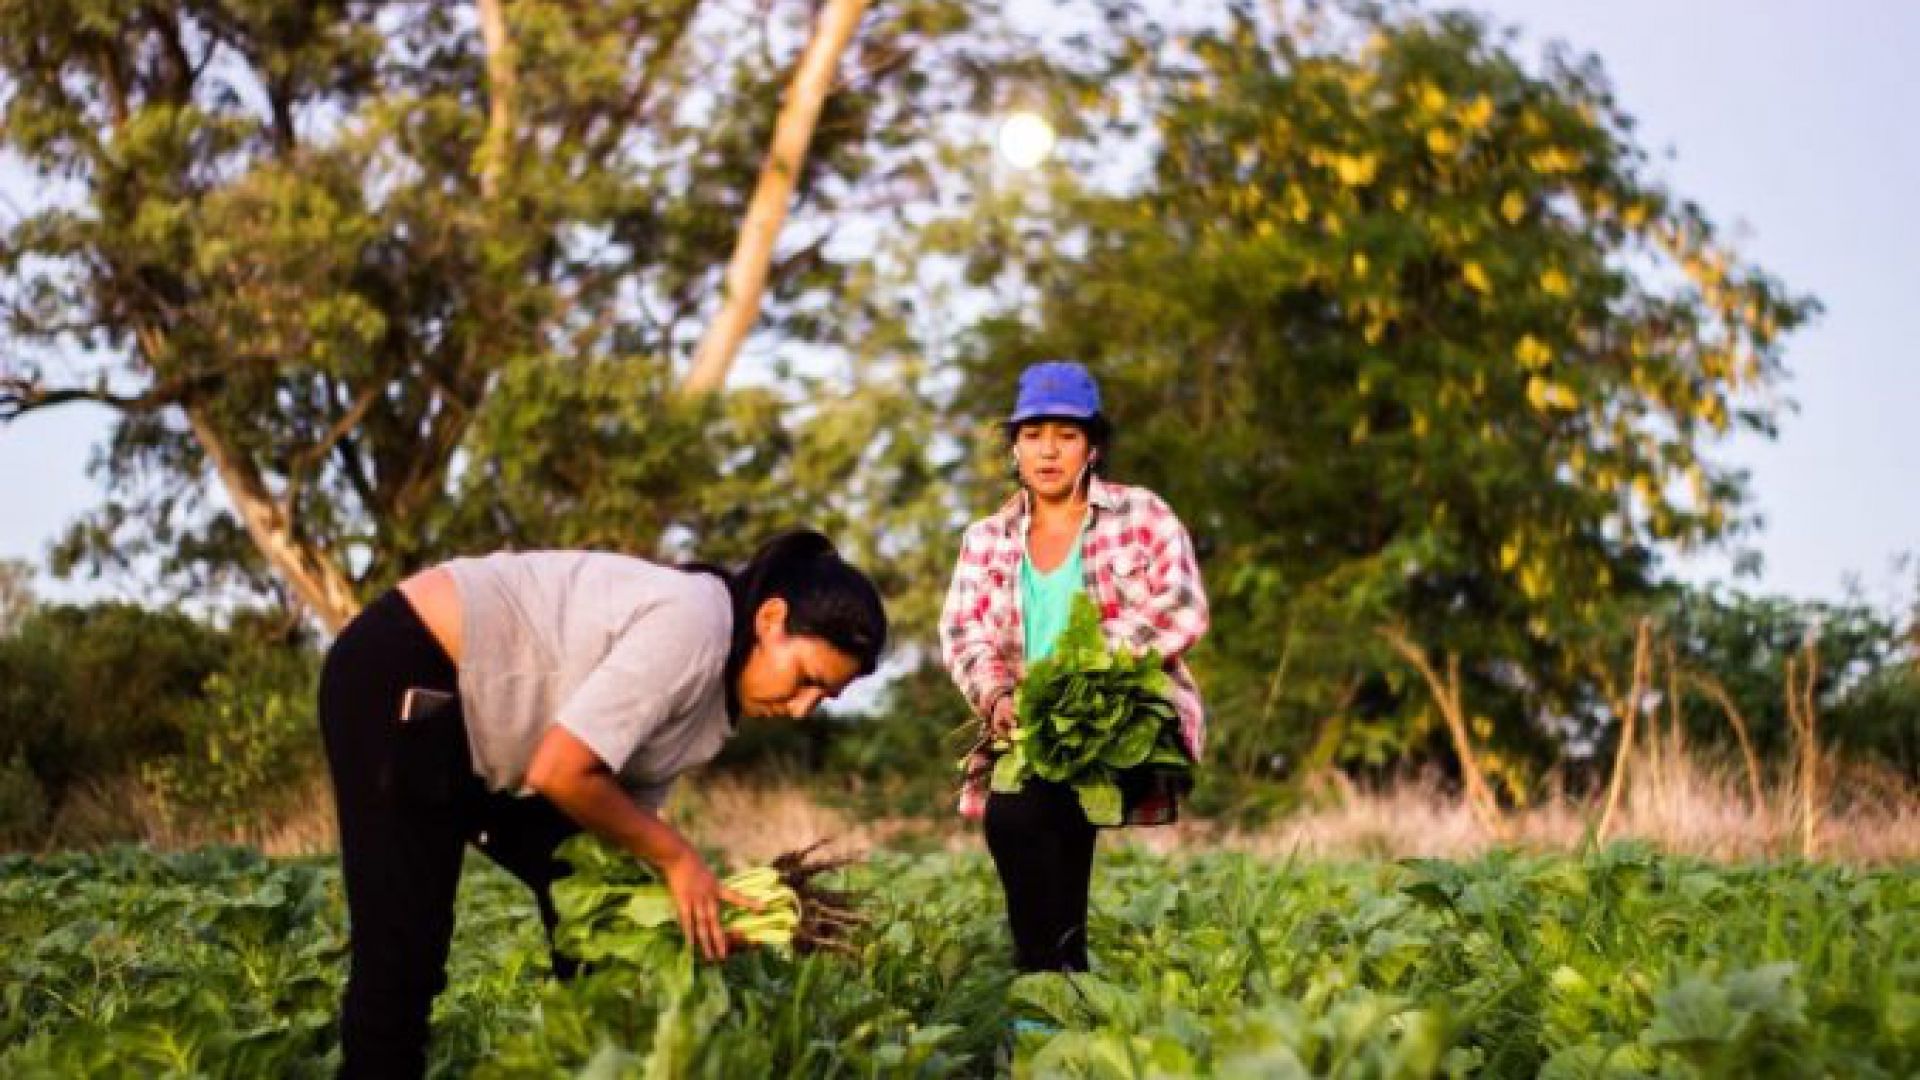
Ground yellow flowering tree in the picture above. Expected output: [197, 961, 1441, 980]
[937, 4, 1815, 796]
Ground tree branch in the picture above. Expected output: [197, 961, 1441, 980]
[185, 400, 361, 631]
[1595, 618, 1653, 843]
[584, 3, 701, 168]
[1378, 625, 1505, 835]
[281, 379, 384, 513]
[0, 372, 220, 421]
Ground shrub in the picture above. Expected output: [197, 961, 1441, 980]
[0, 601, 319, 844]
[142, 641, 321, 832]
[0, 753, 48, 847]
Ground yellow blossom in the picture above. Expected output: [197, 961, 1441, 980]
[1526, 376, 1577, 412]
[1529, 147, 1579, 173]
[1459, 95, 1494, 130]
[1333, 153, 1378, 186]
[1515, 335, 1552, 370]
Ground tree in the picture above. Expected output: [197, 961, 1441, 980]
[1657, 586, 1920, 784]
[925, 3, 1816, 791]
[0, 0, 985, 628]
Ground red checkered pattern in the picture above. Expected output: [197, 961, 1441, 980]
[940, 477, 1210, 823]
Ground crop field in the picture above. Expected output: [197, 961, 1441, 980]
[2, 844, 1914, 1077]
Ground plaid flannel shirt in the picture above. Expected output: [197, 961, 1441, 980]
[940, 477, 1209, 824]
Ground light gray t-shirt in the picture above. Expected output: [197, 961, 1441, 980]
[443, 551, 734, 809]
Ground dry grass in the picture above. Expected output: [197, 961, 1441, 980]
[666, 774, 968, 865]
[672, 751, 1919, 866]
[18, 748, 1916, 865]
[1197, 773, 1918, 864]
[35, 770, 340, 857]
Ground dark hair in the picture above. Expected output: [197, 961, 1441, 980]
[684, 530, 888, 720]
[1005, 412, 1113, 476]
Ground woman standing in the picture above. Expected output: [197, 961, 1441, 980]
[319, 530, 886, 1078]
[940, 361, 1209, 974]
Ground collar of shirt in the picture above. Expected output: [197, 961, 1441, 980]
[996, 474, 1122, 527]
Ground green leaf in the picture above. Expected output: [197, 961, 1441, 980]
[1075, 777, 1123, 826]
[992, 748, 1030, 794]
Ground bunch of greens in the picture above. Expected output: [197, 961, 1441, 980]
[550, 836, 867, 965]
[990, 594, 1192, 825]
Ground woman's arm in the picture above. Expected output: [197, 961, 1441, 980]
[1104, 495, 1210, 661]
[939, 523, 1017, 724]
[526, 726, 752, 961]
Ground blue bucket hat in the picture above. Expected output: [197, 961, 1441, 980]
[1007, 361, 1101, 426]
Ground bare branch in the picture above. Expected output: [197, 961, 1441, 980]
[0, 372, 219, 421]
[1378, 624, 1505, 836]
[1596, 617, 1653, 843]
[584, 4, 701, 168]
[1685, 669, 1767, 819]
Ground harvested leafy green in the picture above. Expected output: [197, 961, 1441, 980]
[551, 836, 867, 963]
[989, 593, 1192, 825]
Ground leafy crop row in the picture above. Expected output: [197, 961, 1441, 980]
[3, 844, 1913, 1077]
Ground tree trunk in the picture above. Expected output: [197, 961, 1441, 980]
[185, 403, 361, 632]
[474, 0, 517, 200]
[682, 0, 869, 395]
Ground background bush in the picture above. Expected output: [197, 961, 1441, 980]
[0, 601, 320, 847]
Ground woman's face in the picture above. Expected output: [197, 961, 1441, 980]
[1013, 420, 1093, 501]
[736, 597, 863, 720]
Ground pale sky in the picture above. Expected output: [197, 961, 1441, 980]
[1468, 0, 1920, 608]
[2, 1, 1915, 609]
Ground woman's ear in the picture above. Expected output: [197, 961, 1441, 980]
[754, 596, 790, 643]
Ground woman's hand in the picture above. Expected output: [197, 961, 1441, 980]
[986, 695, 1018, 743]
[661, 848, 762, 962]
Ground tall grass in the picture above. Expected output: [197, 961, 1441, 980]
[16, 746, 1916, 864]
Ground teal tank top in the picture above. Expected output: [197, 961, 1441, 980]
[1020, 525, 1086, 663]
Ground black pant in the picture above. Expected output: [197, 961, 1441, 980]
[318, 589, 583, 1080]
[984, 778, 1097, 972]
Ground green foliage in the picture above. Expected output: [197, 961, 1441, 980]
[0, 600, 319, 845]
[0, 846, 548, 1077]
[0, 0, 996, 603]
[141, 635, 321, 831]
[992, 594, 1190, 825]
[0, 603, 228, 802]
[821, 660, 979, 818]
[0, 754, 48, 847]
[549, 836, 801, 961]
[1659, 587, 1920, 783]
[2, 845, 1913, 1076]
